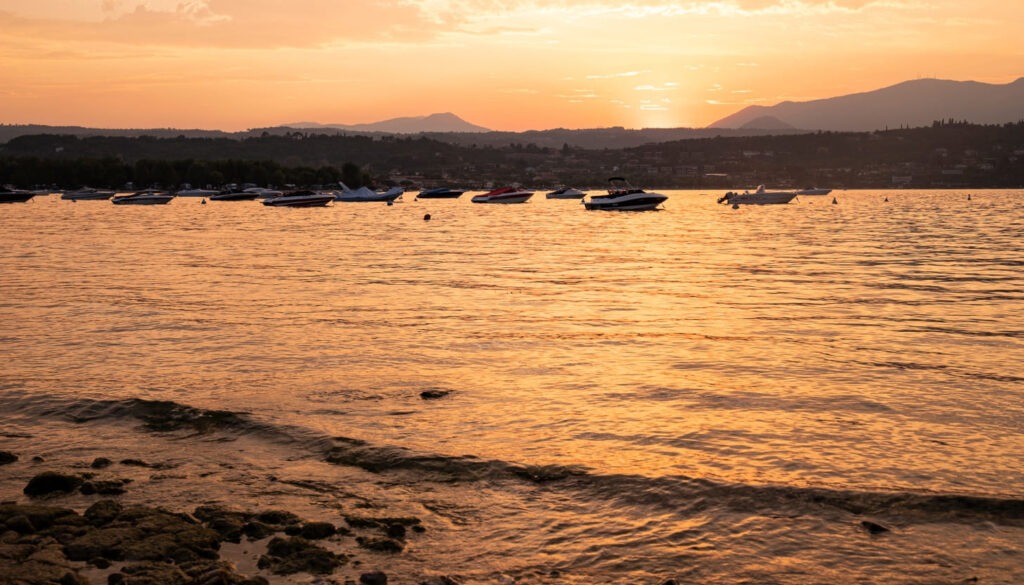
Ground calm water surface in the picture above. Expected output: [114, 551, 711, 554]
[1, 190, 1022, 583]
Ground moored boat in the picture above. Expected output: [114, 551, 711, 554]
[718, 185, 797, 205]
[416, 187, 466, 199]
[111, 190, 175, 205]
[0, 186, 35, 203]
[335, 183, 404, 202]
[175, 188, 220, 197]
[583, 178, 666, 211]
[795, 187, 833, 196]
[545, 187, 587, 199]
[471, 187, 534, 204]
[210, 189, 259, 201]
[62, 188, 116, 201]
[262, 190, 335, 207]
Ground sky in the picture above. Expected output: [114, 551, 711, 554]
[1, 0, 1022, 132]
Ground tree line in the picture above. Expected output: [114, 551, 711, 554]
[0, 156, 373, 190]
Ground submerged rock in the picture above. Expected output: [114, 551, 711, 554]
[24, 472, 84, 497]
[860, 520, 891, 535]
[84, 500, 123, 527]
[90, 457, 113, 469]
[257, 536, 346, 575]
[360, 570, 388, 585]
[79, 479, 128, 496]
[419, 390, 451, 400]
[356, 536, 404, 553]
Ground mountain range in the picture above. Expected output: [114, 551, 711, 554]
[710, 77, 1024, 131]
[3, 77, 1023, 147]
[284, 112, 491, 134]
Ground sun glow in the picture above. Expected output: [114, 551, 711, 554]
[1, 0, 1022, 130]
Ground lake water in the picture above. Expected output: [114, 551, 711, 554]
[1, 189, 1022, 583]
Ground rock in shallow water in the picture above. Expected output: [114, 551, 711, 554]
[23, 472, 84, 497]
[0, 450, 18, 465]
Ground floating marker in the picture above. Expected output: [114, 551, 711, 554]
[832, 197, 838, 205]
[424, 213, 431, 221]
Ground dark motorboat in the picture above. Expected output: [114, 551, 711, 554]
[111, 190, 175, 205]
[416, 187, 466, 199]
[0, 186, 35, 203]
[262, 190, 335, 207]
[583, 178, 667, 211]
[210, 189, 259, 201]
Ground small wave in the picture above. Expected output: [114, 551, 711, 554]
[14, 394, 1023, 527]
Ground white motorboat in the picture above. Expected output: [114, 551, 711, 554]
[62, 188, 116, 201]
[471, 187, 534, 204]
[335, 182, 404, 202]
[583, 178, 666, 211]
[111, 190, 175, 205]
[416, 187, 466, 199]
[546, 187, 587, 199]
[718, 185, 798, 205]
[262, 190, 335, 207]
[795, 187, 832, 196]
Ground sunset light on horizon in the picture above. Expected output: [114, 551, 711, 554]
[2, 0, 1022, 132]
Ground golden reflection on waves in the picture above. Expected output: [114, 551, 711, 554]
[1, 191, 1022, 499]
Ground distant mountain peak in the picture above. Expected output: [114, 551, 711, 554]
[739, 115, 795, 130]
[285, 112, 490, 134]
[709, 77, 1024, 132]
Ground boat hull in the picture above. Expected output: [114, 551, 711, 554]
[210, 192, 259, 201]
[584, 194, 666, 211]
[725, 192, 797, 205]
[0, 192, 35, 203]
[416, 189, 465, 199]
[111, 195, 174, 205]
[471, 195, 533, 204]
[62, 191, 115, 200]
[262, 195, 335, 207]
[546, 188, 586, 199]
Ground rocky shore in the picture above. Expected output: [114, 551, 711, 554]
[0, 450, 456, 585]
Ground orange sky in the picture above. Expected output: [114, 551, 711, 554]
[1, 0, 1022, 131]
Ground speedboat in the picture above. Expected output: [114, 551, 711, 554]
[111, 190, 175, 205]
[416, 187, 466, 199]
[210, 189, 259, 201]
[262, 190, 335, 207]
[244, 187, 285, 199]
[471, 187, 534, 204]
[0, 186, 35, 203]
[62, 187, 116, 201]
[718, 185, 798, 205]
[546, 187, 587, 199]
[583, 178, 666, 211]
[795, 187, 832, 196]
[335, 182, 404, 202]
[175, 188, 220, 197]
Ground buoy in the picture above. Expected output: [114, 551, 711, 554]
[884, 197, 888, 202]
[201, 199, 206, 205]
[424, 213, 431, 221]
[832, 197, 838, 205]
[968, 194, 972, 201]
